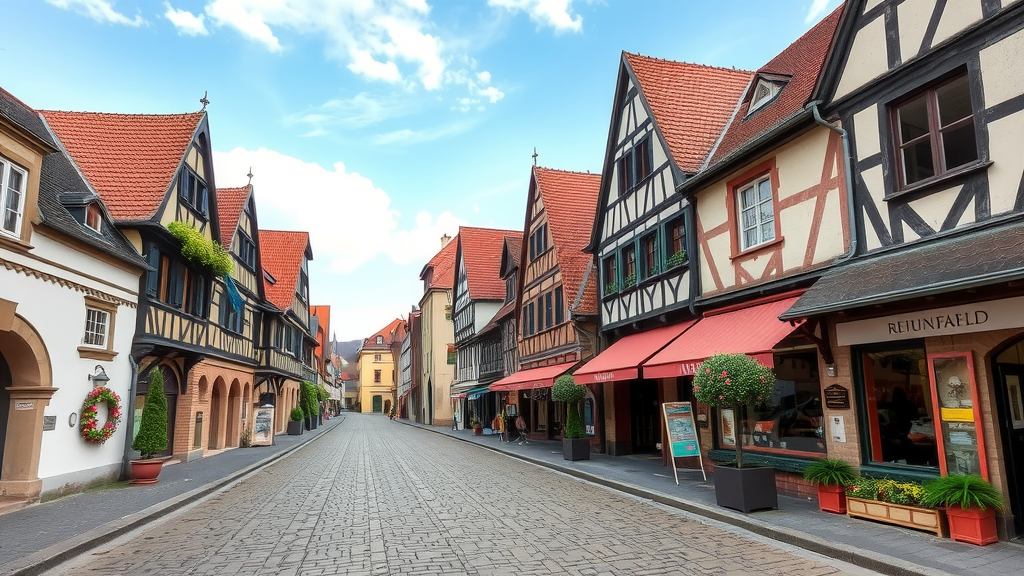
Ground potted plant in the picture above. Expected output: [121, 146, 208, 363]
[130, 368, 169, 484]
[623, 272, 637, 288]
[921, 475, 1003, 545]
[693, 353, 777, 513]
[288, 407, 304, 435]
[552, 374, 589, 461]
[803, 457, 859, 514]
[300, 381, 318, 430]
[469, 415, 483, 435]
[846, 477, 947, 536]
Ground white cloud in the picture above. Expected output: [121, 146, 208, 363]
[372, 120, 475, 145]
[805, 0, 832, 23]
[164, 3, 209, 36]
[47, 0, 145, 26]
[205, 0, 282, 52]
[285, 92, 416, 132]
[477, 86, 505, 104]
[489, 0, 582, 33]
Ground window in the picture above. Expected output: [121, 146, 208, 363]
[505, 276, 516, 303]
[374, 354, 382, 362]
[554, 287, 564, 324]
[621, 244, 637, 288]
[529, 224, 547, 261]
[179, 168, 209, 217]
[893, 73, 977, 188]
[665, 216, 686, 267]
[859, 344, 938, 468]
[220, 291, 243, 334]
[640, 233, 659, 279]
[374, 369, 381, 383]
[748, 77, 787, 114]
[544, 292, 553, 329]
[78, 296, 118, 360]
[376, 336, 384, 345]
[618, 137, 652, 192]
[536, 299, 544, 332]
[184, 269, 207, 317]
[602, 255, 618, 296]
[237, 232, 256, 270]
[83, 308, 109, 347]
[298, 258, 309, 302]
[526, 302, 535, 335]
[737, 174, 776, 251]
[0, 157, 27, 237]
[85, 203, 103, 232]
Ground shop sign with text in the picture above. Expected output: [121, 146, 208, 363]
[836, 296, 1024, 346]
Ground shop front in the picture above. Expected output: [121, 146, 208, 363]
[490, 362, 583, 441]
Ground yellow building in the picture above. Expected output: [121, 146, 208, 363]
[356, 318, 406, 413]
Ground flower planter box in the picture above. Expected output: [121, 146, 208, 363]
[287, 420, 303, 435]
[945, 506, 999, 546]
[846, 497, 947, 537]
[816, 484, 847, 514]
[713, 464, 778, 513]
[562, 437, 590, 461]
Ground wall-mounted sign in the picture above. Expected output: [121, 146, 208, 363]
[15, 401, 34, 411]
[836, 296, 1024, 346]
[43, 415, 56, 431]
[824, 384, 850, 410]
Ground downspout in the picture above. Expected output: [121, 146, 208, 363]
[120, 355, 140, 481]
[807, 100, 857, 262]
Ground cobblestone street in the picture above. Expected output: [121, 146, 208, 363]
[48, 414, 875, 576]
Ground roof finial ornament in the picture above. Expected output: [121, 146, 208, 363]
[200, 91, 210, 111]
[532, 147, 538, 166]
[247, 167, 254, 185]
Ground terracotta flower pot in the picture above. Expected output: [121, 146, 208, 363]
[473, 426, 483, 435]
[129, 458, 164, 484]
[945, 505, 999, 546]
[816, 484, 848, 514]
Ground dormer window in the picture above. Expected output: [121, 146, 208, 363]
[264, 270, 277, 285]
[748, 76, 789, 115]
[376, 335, 384, 345]
[85, 203, 103, 232]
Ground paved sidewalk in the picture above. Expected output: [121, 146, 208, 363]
[403, 419, 1024, 576]
[0, 417, 343, 576]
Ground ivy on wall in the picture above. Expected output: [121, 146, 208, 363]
[167, 221, 233, 276]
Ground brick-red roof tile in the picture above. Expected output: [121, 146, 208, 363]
[363, 318, 406, 349]
[625, 54, 752, 173]
[39, 110, 204, 221]
[258, 230, 311, 311]
[311, 305, 331, 356]
[217, 185, 249, 247]
[707, 7, 842, 166]
[421, 234, 459, 290]
[459, 226, 520, 300]
[533, 167, 601, 315]
[505, 236, 522, 270]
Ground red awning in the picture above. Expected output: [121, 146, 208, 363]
[642, 296, 804, 379]
[489, 362, 573, 392]
[573, 319, 698, 384]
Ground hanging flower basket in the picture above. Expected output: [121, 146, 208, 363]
[80, 387, 122, 444]
[167, 221, 233, 276]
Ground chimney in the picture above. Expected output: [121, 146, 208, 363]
[441, 233, 451, 247]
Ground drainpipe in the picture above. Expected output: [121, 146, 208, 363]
[120, 355, 140, 481]
[807, 100, 858, 262]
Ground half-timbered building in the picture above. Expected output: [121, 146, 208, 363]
[451, 226, 518, 428]
[417, 235, 457, 426]
[779, 0, 1024, 539]
[491, 167, 600, 442]
[0, 88, 146, 502]
[576, 56, 752, 455]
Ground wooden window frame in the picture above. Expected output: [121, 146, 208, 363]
[84, 203, 103, 233]
[620, 243, 637, 288]
[617, 137, 652, 194]
[374, 369, 381, 383]
[554, 286, 564, 325]
[220, 290, 243, 334]
[0, 156, 28, 239]
[237, 231, 257, 271]
[601, 254, 618, 297]
[664, 215, 687, 268]
[726, 159, 783, 258]
[179, 167, 209, 219]
[640, 231, 659, 280]
[78, 295, 118, 361]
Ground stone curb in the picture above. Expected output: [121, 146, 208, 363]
[411, 421, 958, 576]
[0, 420, 343, 576]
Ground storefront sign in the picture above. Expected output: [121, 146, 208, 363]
[836, 296, 1024, 346]
[251, 406, 275, 446]
[15, 401, 34, 411]
[824, 384, 850, 410]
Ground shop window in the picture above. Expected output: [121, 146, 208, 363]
[717, 350, 826, 455]
[859, 344, 939, 469]
[602, 255, 618, 296]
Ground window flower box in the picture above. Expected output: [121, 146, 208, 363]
[846, 497, 947, 537]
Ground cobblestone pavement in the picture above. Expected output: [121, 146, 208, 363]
[47, 414, 879, 576]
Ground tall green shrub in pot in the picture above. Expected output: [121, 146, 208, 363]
[300, 381, 318, 430]
[692, 353, 775, 468]
[551, 374, 586, 438]
[133, 368, 169, 459]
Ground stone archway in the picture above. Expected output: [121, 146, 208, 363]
[208, 377, 227, 450]
[0, 313, 55, 499]
[227, 379, 242, 447]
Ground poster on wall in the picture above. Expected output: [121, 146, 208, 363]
[721, 408, 736, 446]
[927, 352, 988, 479]
[662, 402, 706, 484]
[251, 406, 275, 446]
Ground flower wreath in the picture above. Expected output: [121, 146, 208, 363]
[80, 387, 122, 444]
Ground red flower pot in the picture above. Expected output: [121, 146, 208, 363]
[945, 505, 999, 546]
[817, 484, 848, 514]
[473, 426, 483, 435]
[129, 459, 164, 485]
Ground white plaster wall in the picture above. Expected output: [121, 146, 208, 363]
[898, 0, 935, 63]
[987, 111, 1024, 216]
[933, 0, 982, 48]
[980, 27, 1024, 107]
[834, 13, 890, 101]
[859, 165, 887, 251]
[853, 106, 881, 160]
[473, 301, 500, 333]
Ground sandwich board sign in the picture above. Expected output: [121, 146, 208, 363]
[662, 402, 706, 484]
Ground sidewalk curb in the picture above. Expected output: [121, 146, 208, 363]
[0, 420, 343, 576]
[409, 421, 957, 576]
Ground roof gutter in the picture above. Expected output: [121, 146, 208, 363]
[807, 100, 857, 262]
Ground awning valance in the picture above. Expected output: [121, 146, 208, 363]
[466, 386, 491, 400]
[489, 362, 574, 392]
[574, 320, 698, 385]
[642, 296, 803, 379]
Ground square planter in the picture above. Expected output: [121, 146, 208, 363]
[713, 464, 778, 513]
[816, 484, 848, 514]
[846, 497, 947, 537]
[945, 506, 999, 546]
[563, 437, 590, 461]
[287, 420, 303, 435]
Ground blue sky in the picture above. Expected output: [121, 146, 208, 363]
[4, 0, 841, 340]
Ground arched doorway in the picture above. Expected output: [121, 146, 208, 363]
[208, 377, 226, 450]
[136, 365, 178, 459]
[227, 379, 242, 447]
[993, 337, 1024, 535]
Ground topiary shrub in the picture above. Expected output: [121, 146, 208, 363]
[290, 407, 304, 422]
[551, 374, 587, 439]
[167, 221, 233, 276]
[133, 368, 169, 460]
[693, 353, 775, 468]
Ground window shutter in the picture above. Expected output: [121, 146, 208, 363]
[171, 262, 185, 307]
[145, 248, 160, 297]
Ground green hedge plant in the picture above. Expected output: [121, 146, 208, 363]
[803, 457, 858, 487]
[133, 368, 169, 460]
[693, 353, 775, 468]
[300, 381, 319, 421]
[921, 475, 1003, 510]
[290, 407, 304, 422]
[551, 374, 587, 439]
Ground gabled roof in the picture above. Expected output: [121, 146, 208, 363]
[458, 226, 520, 300]
[362, 318, 405, 350]
[480, 299, 517, 336]
[311, 305, 331, 338]
[623, 53, 753, 173]
[499, 235, 522, 280]
[258, 229, 312, 311]
[705, 7, 843, 167]
[217, 185, 250, 248]
[532, 167, 601, 315]
[420, 234, 459, 290]
[38, 109, 205, 221]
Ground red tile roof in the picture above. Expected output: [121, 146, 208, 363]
[532, 167, 601, 315]
[505, 236, 522, 270]
[707, 7, 842, 166]
[624, 54, 752, 173]
[39, 110, 204, 221]
[420, 234, 459, 290]
[216, 185, 249, 247]
[311, 305, 331, 352]
[258, 230, 311, 311]
[480, 298, 517, 335]
[459, 226, 520, 300]
[363, 318, 405, 349]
